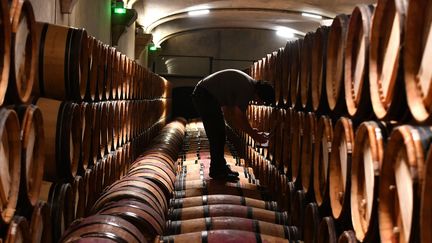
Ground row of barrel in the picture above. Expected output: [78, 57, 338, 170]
[228, 104, 432, 242]
[59, 119, 186, 243]
[0, 117, 163, 242]
[158, 121, 301, 243]
[0, 98, 168, 214]
[249, 0, 432, 124]
[0, 0, 171, 105]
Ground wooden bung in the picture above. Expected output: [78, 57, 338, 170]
[379, 125, 432, 243]
[369, 0, 410, 120]
[344, 5, 375, 119]
[404, 0, 432, 123]
[326, 14, 350, 115]
[0, 108, 21, 224]
[350, 121, 385, 242]
[0, 0, 10, 105]
[329, 117, 354, 225]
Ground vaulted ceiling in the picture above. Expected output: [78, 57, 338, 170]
[130, 0, 375, 45]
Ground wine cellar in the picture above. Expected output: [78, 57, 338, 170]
[0, 0, 431, 242]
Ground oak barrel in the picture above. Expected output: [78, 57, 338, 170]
[338, 230, 357, 243]
[166, 216, 299, 239]
[0, 108, 21, 224]
[36, 23, 88, 100]
[36, 98, 81, 182]
[158, 230, 289, 243]
[304, 203, 320, 243]
[15, 105, 44, 211]
[379, 126, 432, 243]
[5, 216, 31, 243]
[404, 0, 432, 123]
[326, 14, 349, 115]
[289, 39, 303, 109]
[0, 0, 10, 105]
[7, 0, 36, 104]
[313, 115, 333, 214]
[301, 112, 317, 196]
[59, 215, 147, 243]
[318, 217, 337, 243]
[329, 117, 354, 226]
[30, 201, 52, 243]
[300, 32, 314, 110]
[344, 5, 375, 119]
[169, 194, 277, 210]
[369, 0, 410, 120]
[311, 26, 330, 113]
[350, 121, 386, 242]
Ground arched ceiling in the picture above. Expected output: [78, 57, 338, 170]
[130, 0, 375, 46]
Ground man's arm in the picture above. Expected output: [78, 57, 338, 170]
[222, 106, 267, 143]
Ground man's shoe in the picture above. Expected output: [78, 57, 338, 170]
[226, 164, 239, 177]
[209, 170, 239, 181]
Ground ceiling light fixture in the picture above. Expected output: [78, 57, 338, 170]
[188, 9, 210, 16]
[276, 27, 295, 38]
[302, 12, 323, 19]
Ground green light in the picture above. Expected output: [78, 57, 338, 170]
[114, 7, 126, 14]
[149, 45, 157, 51]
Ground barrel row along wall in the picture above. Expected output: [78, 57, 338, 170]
[0, 0, 172, 242]
[229, 0, 432, 242]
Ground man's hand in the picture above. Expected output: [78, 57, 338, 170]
[252, 128, 268, 144]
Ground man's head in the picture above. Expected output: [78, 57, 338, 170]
[254, 80, 275, 105]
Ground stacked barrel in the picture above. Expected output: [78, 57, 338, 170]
[158, 121, 301, 243]
[60, 119, 186, 243]
[230, 0, 432, 242]
[0, 0, 172, 242]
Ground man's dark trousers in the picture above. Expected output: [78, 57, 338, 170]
[191, 86, 226, 172]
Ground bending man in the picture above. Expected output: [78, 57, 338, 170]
[192, 69, 274, 180]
